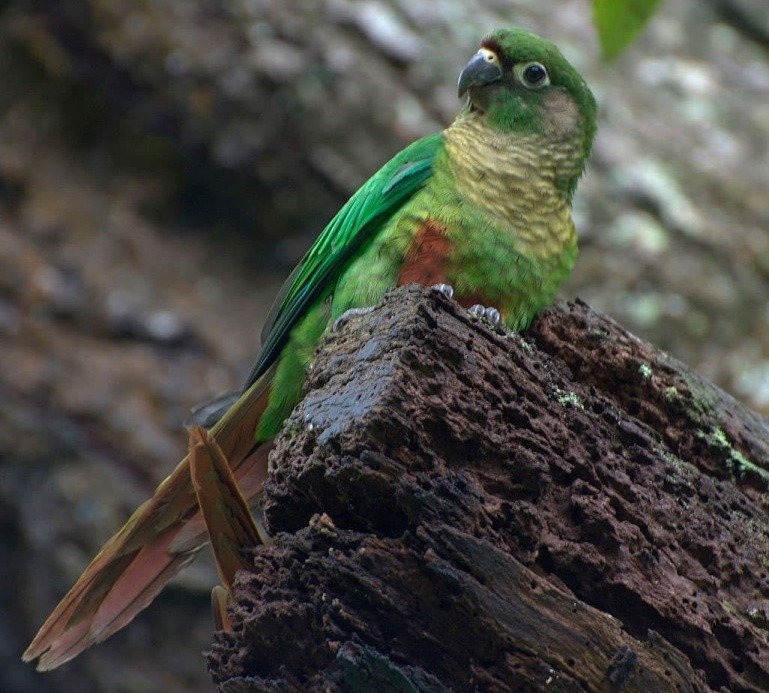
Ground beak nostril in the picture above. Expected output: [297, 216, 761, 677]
[457, 50, 503, 98]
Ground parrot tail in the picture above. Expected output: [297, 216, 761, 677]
[23, 368, 275, 671]
[189, 425, 269, 594]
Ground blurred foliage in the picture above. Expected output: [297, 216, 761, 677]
[593, 0, 663, 59]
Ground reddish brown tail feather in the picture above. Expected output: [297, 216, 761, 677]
[23, 369, 275, 671]
[189, 426, 267, 593]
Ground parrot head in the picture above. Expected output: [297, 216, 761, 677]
[457, 27, 597, 194]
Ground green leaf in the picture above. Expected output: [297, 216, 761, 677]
[593, 0, 662, 60]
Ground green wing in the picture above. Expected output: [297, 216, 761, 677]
[243, 132, 444, 389]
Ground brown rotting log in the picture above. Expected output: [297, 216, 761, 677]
[206, 285, 768, 691]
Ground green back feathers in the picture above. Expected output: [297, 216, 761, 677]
[243, 133, 443, 390]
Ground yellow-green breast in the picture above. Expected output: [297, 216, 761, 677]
[332, 110, 581, 330]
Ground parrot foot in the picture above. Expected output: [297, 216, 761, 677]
[430, 283, 454, 298]
[333, 306, 375, 332]
[469, 304, 501, 326]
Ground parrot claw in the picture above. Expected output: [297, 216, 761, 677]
[430, 283, 454, 299]
[469, 304, 501, 326]
[332, 306, 375, 332]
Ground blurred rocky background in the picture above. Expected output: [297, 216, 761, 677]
[1, 0, 767, 691]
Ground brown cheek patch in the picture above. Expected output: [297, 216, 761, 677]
[397, 220, 452, 287]
[543, 90, 580, 138]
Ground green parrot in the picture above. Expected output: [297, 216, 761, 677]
[24, 26, 597, 670]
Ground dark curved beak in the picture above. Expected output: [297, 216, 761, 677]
[457, 51, 502, 97]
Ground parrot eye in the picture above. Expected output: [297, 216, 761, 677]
[517, 62, 550, 89]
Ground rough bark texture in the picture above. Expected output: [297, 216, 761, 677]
[208, 286, 769, 692]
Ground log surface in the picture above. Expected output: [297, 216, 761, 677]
[208, 286, 769, 692]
